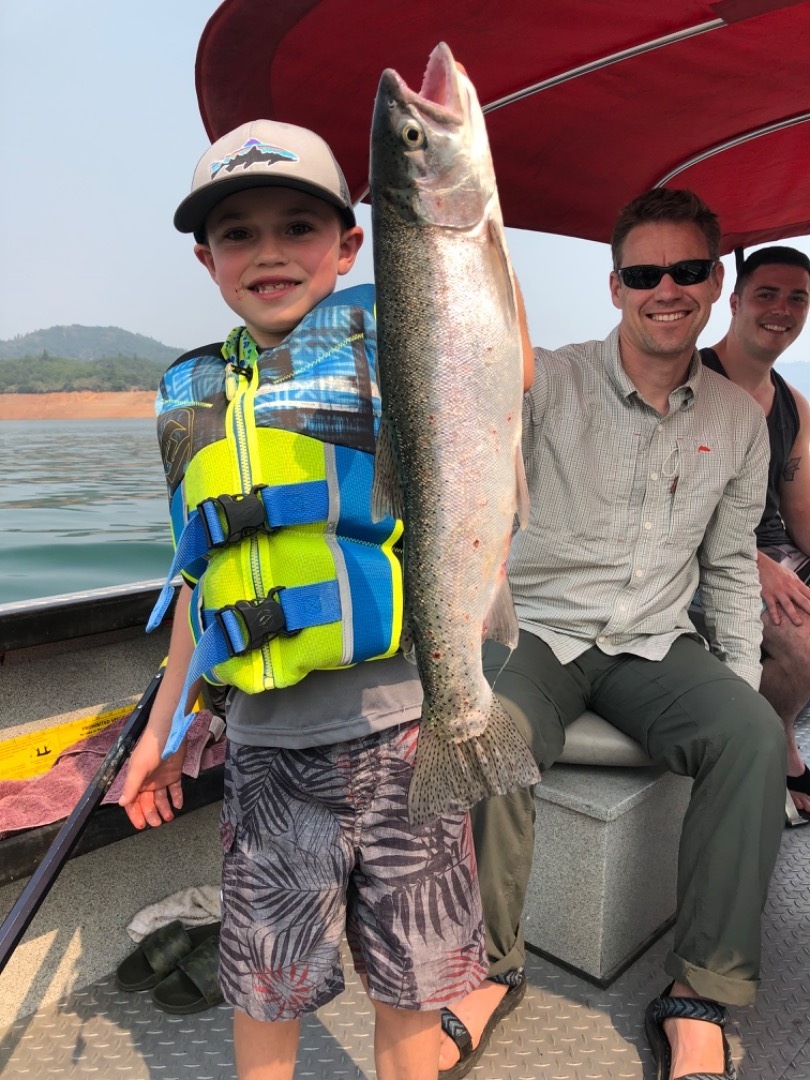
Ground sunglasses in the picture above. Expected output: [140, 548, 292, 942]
[616, 259, 716, 290]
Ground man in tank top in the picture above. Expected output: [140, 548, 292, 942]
[699, 246, 810, 817]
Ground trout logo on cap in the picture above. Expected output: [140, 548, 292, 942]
[174, 119, 357, 238]
[210, 138, 298, 179]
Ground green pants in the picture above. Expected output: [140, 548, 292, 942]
[475, 631, 786, 1006]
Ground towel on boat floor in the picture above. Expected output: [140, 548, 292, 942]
[0, 710, 226, 837]
[126, 884, 222, 942]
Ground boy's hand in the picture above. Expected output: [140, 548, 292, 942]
[118, 728, 187, 829]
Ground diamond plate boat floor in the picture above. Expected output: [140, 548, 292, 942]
[2, 729, 808, 1080]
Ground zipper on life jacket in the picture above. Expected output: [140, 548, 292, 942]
[228, 360, 274, 688]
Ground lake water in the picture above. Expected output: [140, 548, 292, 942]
[0, 418, 174, 605]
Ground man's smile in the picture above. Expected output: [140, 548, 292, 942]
[647, 310, 690, 323]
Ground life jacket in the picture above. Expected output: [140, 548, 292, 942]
[149, 285, 404, 754]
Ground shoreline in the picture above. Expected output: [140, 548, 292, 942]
[0, 391, 156, 421]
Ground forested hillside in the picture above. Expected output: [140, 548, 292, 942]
[0, 325, 182, 392]
[0, 325, 181, 365]
[0, 355, 166, 393]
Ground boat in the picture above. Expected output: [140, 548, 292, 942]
[1, 1, 809, 1075]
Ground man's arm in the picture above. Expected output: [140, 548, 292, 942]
[698, 415, 770, 689]
[515, 278, 534, 391]
[758, 384, 810, 625]
[778, 384, 810, 552]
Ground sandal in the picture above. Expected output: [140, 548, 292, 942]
[439, 968, 527, 1080]
[645, 982, 737, 1079]
[115, 919, 221, 992]
[787, 765, 810, 796]
[151, 933, 224, 1014]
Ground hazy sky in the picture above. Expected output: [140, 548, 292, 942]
[3, 0, 810, 361]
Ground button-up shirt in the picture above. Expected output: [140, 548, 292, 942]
[509, 327, 770, 688]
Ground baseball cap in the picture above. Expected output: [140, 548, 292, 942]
[174, 119, 356, 240]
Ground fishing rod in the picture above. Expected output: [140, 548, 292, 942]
[0, 667, 164, 974]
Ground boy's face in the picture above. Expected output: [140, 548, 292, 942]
[195, 187, 363, 349]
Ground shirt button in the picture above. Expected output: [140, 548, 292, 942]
[597, 635, 606, 643]
[635, 569, 644, 579]
[650, 472, 659, 480]
[644, 521, 652, 530]
[618, 603, 627, 612]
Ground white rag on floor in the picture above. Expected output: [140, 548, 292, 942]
[127, 884, 222, 942]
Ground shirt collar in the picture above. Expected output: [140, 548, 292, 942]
[602, 325, 701, 410]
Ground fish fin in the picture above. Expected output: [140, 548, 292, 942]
[400, 619, 417, 664]
[487, 215, 518, 325]
[515, 444, 530, 529]
[407, 696, 540, 827]
[371, 412, 404, 523]
[483, 575, 519, 650]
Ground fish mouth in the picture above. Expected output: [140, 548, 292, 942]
[380, 41, 466, 126]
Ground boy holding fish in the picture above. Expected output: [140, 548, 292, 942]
[118, 118, 503, 1079]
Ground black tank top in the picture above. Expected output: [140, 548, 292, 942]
[700, 347, 799, 546]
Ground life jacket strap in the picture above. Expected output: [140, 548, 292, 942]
[209, 579, 339, 656]
[146, 480, 331, 633]
[161, 579, 344, 758]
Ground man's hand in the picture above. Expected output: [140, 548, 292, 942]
[758, 551, 810, 626]
[118, 728, 187, 830]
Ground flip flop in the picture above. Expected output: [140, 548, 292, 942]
[115, 919, 221, 992]
[787, 764, 810, 795]
[645, 982, 736, 1079]
[439, 969, 527, 1080]
[151, 933, 223, 1014]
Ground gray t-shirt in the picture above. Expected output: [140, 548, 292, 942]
[225, 653, 424, 749]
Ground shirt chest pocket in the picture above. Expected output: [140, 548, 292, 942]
[665, 448, 736, 546]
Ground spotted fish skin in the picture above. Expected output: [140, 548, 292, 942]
[370, 42, 540, 826]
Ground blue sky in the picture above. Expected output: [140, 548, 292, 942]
[2, 0, 810, 360]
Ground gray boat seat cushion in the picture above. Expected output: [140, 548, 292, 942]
[558, 709, 654, 767]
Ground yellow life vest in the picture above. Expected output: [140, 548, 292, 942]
[149, 285, 404, 754]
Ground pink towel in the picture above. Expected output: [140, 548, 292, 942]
[0, 711, 226, 837]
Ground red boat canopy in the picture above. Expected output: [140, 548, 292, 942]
[195, 0, 810, 254]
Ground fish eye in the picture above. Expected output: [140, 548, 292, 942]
[400, 120, 426, 149]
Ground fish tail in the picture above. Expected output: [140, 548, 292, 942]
[407, 697, 540, 827]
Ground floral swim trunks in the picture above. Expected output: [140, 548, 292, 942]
[218, 720, 488, 1022]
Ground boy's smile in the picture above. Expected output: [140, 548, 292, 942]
[195, 187, 362, 349]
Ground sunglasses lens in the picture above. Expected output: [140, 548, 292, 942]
[620, 266, 661, 289]
[618, 260, 714, 289]
[670, 260, 713, 285]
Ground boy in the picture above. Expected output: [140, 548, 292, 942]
[120, 120, 488, 1080]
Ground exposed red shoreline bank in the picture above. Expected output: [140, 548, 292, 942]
[0, 391, 155, 421]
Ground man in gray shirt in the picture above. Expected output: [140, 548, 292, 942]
[439, 189, 786, 1080]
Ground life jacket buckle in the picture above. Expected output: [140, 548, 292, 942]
[201, 486, 273, 547]
[216, 591, 293, 656]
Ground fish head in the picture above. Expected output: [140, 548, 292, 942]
[370, 42, 496, 230]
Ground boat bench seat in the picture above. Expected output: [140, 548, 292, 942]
[523, 710, 691, 985]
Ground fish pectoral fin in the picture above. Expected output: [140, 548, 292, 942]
[371, 413, 405, 522]
[486, 214, 518, 324]
[407, 698, 541, 827]
[483, 576, 519, 650]
[400, 619, 417, 664]
[514, 444, 530, 529]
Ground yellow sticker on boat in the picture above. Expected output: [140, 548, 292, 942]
[0, 704, 134, 782]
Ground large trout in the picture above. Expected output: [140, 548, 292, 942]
[370, 42, 540, 826]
